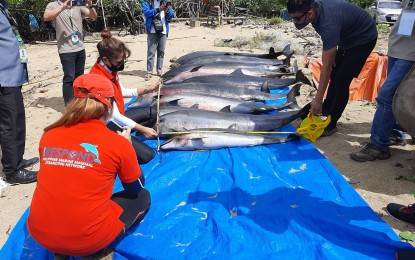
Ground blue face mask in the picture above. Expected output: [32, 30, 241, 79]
[295, 20, 310, 30]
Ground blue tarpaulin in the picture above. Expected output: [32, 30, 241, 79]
[1, 90, 413, 259]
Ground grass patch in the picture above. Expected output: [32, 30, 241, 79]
[377, 24, 391, 35]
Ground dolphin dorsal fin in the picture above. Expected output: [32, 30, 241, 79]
[227, 123, 238, 130]
[220, 105, 232, 113]
[190, 65, 204, 72]
[231, 68, 245, 75]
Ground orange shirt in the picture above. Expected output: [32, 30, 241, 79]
[27, 120, 141, 256]
[90, 61, 125, 114]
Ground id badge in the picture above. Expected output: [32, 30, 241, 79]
[19, 45, 28, 63]
[71, 31, 80, 45]
[397, 10, 415, 37]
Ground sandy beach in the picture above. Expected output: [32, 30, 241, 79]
[1, 20, 414, 249]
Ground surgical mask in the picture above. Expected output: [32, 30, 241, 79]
[295, 20, 310, 30]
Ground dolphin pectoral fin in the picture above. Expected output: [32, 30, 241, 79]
[94, 159, 101, 164]
[189, 104, 199, 109]
[220, 105, 232, 113]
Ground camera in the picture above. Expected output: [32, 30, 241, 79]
[161, 0, 171, 6]
[72, 0, 85, 6]
[107, 120, 125, 134]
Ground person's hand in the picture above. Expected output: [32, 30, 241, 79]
[148, 81, 160, 93]
[85, 0, 93, 8]
[309, 98, 323, 115]
[158, 4, 167, 12]
[118, 127, 132, 143]
[141, 127, 158, 138]
[62, 0, 72, 10]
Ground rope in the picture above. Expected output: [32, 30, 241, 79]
[156, 80, 162, 151]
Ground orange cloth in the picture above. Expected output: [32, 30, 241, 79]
[90, 62, 125, 114]
[305, 52, 388, 102]
[27, 120, 141, 256]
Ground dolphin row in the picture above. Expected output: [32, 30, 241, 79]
[130, 46, 311, 150]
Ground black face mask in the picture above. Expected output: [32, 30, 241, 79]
[107, 59, 125, 72]
[107, 62, 124, 71]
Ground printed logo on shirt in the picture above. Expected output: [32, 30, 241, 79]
[42, 143, 102, 170]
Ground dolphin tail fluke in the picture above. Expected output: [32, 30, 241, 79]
[260, 81, 271, 93]
[286, 83, 302, 110]
[295, 69, 313, 86]
[282, 52, 295, 67]
[299, 103, 311, 120]
[282, 44, 291, 57]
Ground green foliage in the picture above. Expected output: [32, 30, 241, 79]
[377, 24, 391, 34]
[399, 231, 415, 242]
[235, 0, 286, 18]
[6, 0, 143, 41]
[268, 16, 284, 25]
[348, 0, 375, 9]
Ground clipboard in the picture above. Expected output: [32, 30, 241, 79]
[397, 10, 415, 36]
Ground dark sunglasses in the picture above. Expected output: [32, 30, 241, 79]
[291, 8, 312, 22]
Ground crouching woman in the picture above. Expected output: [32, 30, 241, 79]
[26, 74, 151, 257]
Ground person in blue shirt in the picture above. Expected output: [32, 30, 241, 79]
[287, 0, 377, 136]
[0, 0, 39, 184]
[141, 0, 175, 80]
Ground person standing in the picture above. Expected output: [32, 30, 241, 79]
[27, 74, 151, 257]
[141, 0, 175, 80]
[43, 0, 97, 105]
[351, 0, 415, 162]
[0, 0, 39, 184]
[287, 0, 378, 136]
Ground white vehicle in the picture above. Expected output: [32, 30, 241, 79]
[368, 1, 402, 24]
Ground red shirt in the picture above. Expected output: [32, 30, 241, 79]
[27, 120, 141, 256]
[90, 61, 125, 114]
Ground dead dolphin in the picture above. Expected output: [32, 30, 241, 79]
[160, 131, 301, 150]
[162, 63, 293, 84]
[159, 85, 299, 114]
[174, 45, 291, 65]
[158, 104, 309, 133]
[160, 82, 301, 101]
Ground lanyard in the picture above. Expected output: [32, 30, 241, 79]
[68, 9, 74, 30]
[0, 4, 22, 43]
[0, 3, 29, 77]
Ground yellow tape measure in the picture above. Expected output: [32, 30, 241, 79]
[297, 113, 331, 142]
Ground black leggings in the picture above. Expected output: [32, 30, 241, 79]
[111, 188, 151, 239]
[124, 105, 157, 128]
[125, 106, 157, 164]
[322, 38, 377, 128]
